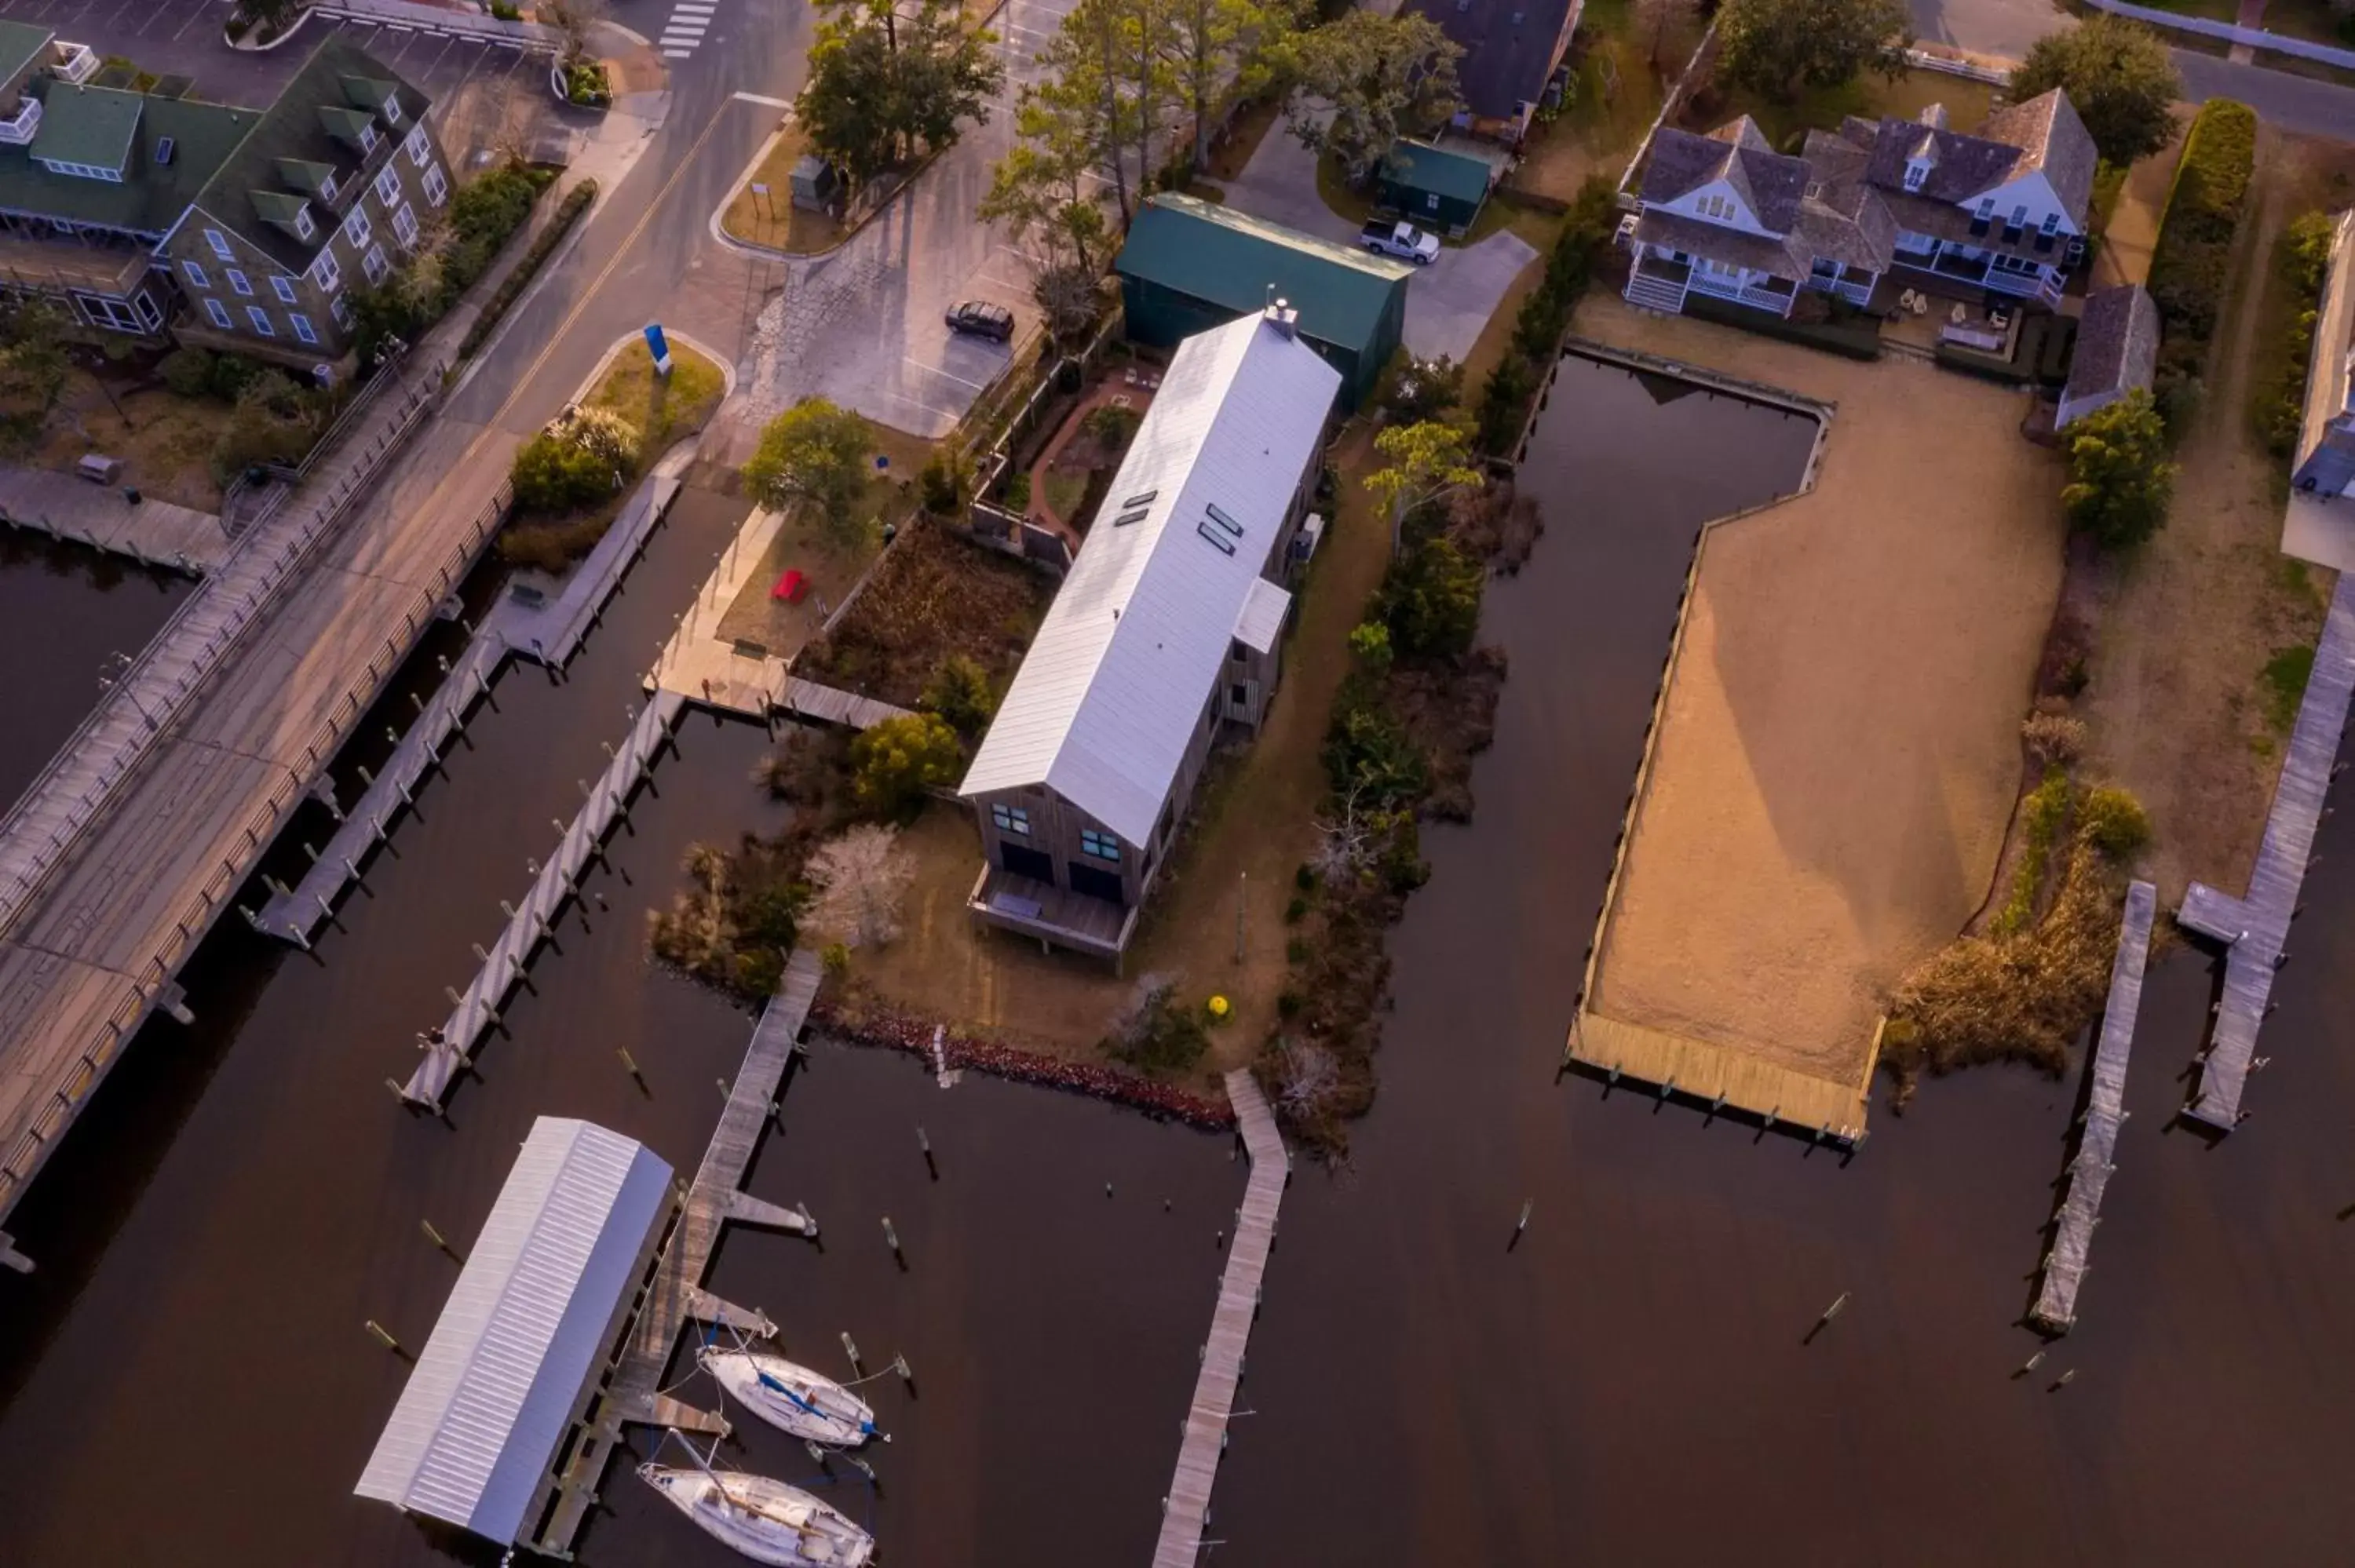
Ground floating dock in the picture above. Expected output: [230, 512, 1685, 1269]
[2032, 878, 2154, 1333]
[535, 952, 823, 1556]
[1152, 1069, 1288, 1568]
[2177, 575, 2353, 1129]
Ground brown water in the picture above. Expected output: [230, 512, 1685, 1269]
[2, 359, 2352, 1566]
[0, 537, 191, 817]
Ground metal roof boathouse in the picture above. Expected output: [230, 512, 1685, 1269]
[356, 1118, 673, 1550]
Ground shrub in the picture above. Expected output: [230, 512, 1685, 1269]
[822, 941, 852, 975]
[510, 429, 620, 514]
[1000, 470, 1031, 510]
[919, 653, 997, 736]
[1102, 976, 1210, 1071]
[1473, 174, 1616, 454]
[1081, 403, 1138, 450]
[1379, 352, 1464, 425]
[160, 348, 215, 400]
[2258, 212, 2339, 458]
[745, 397, 874, 540]
[2146, 99, 2256, 383]
[1294, 862, 1316, 892]
[2063, 389, 2176, 549]
[1284, 895, 1308, 924]
[1322, 684, 1426, 806]
[460, 178, 596, 359]
[2021, 712, 2087, 767]
[1348, 619, 1393, 675]
[849, 712, 963, 818]
[2079, 786, 2150, 860]
[918, 451, 966, 514]
[1378, 532, 1484, 658]
[1994, 767, 2072, 936]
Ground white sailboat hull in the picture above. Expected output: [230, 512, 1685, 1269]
[641, 1464, 876, 1566]
[703, 1347, 885, 1447]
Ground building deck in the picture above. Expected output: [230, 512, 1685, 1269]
[1568, 1010, 1872, 1143]
[535, 951, 823, 1557]
[969, 862, 1134, 956]
[0, 466, 228, 574]
[2179, 574, 2353, 1130]
[401, 691, 685, 1108]
[1152, 1070, 1287, 1568]
[2032, 879, 2154, 1333]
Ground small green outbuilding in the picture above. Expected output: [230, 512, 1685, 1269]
[1114, 192, 1412, 410]
[1376, 138, 1495, 238]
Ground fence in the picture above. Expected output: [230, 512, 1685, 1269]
[311, 0, 567, 53]
[2083, 0, 2355, 69]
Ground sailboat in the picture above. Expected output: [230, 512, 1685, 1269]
[640, 1441, 876, 1567]
[699, 1344, 888, 1447]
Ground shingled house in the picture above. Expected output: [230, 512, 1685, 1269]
[2057, 283, 2160, 428]
[0, 31, 445, 374]
[1407, 0, 1581, 141]
[1623, 90, 2098, 321]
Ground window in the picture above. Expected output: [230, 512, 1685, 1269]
[1696, 193, 1733, 221]
[73, 293, 141, 332]
[319, 172, 338, 202]
[393, 202, 418, 248]
[290, 312, 317, 345]
[246, 305, 276, 336]
[311, 250, 341, 293]
[206, 228, 232, 261]
[991, 804, 1031, 836]
[293, 206, 314, 241]
[272, 275, 298, 304]
[1079, 828, 1120, 864]
[203, 297, 232, 330]
[134, 291, 162, 331]
[1203, 501, 1242, 538]
[343, 207, 371, 250]
[2039, 211, 2061, 235]
[181, 260, 210, 290]
[329, 293, 353, 329]
[359, 122, 379, 154]
[422, 163, 447, 208]
[1975, 198, 1994, 218]
[1811, 257, 1839, 279]
[1231, 639, 1247, 664]
[374, 166, 401, 209]
[363, 243, 389, 285]
[382, 97, 403, 125]
[1229, 682, 1248, 708]
[405, 124, 429, 166]
[1902, 161, 1927, 192]
[226, 268, 251, 296]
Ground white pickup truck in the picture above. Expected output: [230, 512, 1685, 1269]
[1359, 219, 1440, 265]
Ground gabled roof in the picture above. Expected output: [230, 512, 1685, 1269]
[1860, 89, 2097, 221]
[2065, 284, 2160, 406]
[1380, 137, 1493, 207]
[1117, 193, 1413, 357]
[1405, 0, 1578, 121]
[356, 1118, 672, 1546]
[1639, 119, 1806, 233]
[960, 313, 1342, 844]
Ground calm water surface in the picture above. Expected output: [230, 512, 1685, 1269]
[2, 359, 2352, 1566]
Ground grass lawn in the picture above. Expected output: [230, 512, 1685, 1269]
[30, 373, 237, 513]
[499, 340, 725, 569]
[1696, 72, 1997, 153]
[1039, 466, 1090, 522]
[1204, 96, 1283, 183]
[720, 123, 849, 254]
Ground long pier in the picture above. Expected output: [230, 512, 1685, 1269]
[536, 951, 824, 1556]
[2176, 575, 2354, 1130]
[252, 470, 683, 946]
[2032, 878, 2155, 1333]
[1152, 1069, 1288, 1568]
[400, 691, 688, 1109]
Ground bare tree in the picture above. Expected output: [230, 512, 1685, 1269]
[805, 824, 917, 947]
[1310, 783, 1377, 884]
[1274, 1038, 1339, 1119]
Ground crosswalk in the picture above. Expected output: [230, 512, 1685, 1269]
[659, 1, 717, 58]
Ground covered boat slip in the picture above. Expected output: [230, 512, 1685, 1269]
[354, 1117, 674, 1548]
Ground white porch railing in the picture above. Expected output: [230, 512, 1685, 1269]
[1690, 273, 1797, 314]
[0, 99, 37, 146]
[50, 43, 97, 85]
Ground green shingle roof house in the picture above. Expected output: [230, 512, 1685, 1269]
[1114, 193, 1413, 410]
[1377, 139, 1495, 238]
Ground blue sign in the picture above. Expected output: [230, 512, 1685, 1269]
[644, 323, 671, 373]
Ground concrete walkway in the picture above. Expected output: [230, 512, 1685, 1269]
[0, 467, 228, 574]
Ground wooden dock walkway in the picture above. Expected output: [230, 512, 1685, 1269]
[1152, 1069, 1288, 1568]
[780, 678, 914, 731]
[252, 468, 681, 946]
[535, 951, 823, 1557]
[2178, 576, 2354, 1130]
[0, 467, 228, 574]
[400, 691, 685, 1109]
[2032, 879, 2155, 1333]
[1568, 1010, 1871, 1144]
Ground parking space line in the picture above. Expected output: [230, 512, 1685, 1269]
[904, 356, 991, 392]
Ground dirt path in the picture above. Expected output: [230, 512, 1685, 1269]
[2090, 108, 2191, 291]
[2075, 129, 2339, 904]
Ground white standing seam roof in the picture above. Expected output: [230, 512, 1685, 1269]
[354, 1118, 673, 1545]
[959, 312, 1342, 844]
[1232, 577, 1292, 654]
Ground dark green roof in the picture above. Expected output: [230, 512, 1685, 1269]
[0, 20, 53, 89]
[1380, 139, 1494, 207]
[191, 37, 430, 270]
[1115, 193, 1412, 354]
[31, 85, 143, 172]
[0, 81, 254, 236]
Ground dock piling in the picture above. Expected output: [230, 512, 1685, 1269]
[841, 1332, 862, 1373]
[364, 1319, 404, 1355]
[420, 1219, 462, 1260]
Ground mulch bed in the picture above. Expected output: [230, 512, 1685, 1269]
[789, 518, 1054, 709]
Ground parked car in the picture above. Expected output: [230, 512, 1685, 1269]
[945, 301, 1016, 341]
[1360, 219, 1440, 265]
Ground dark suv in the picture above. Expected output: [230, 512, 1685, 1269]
[944, 300, 1015, 342]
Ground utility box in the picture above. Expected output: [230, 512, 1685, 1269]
[77, 454, 122, 485]
[789, 155, 840, 213]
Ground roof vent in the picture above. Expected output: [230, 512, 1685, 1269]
[155, 136, 175, 166]
[1264, 296, 1298, 339]
[1917, 103, 1948, 131]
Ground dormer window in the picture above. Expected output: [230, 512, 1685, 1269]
[1696, 193, 1734, 222]
[294, 206, 314, 240]
[1976, 198, 1995, 218]
[1902, 159, 1929, 192]
[360, 122, 378, 153]
[382, 97, 402, 125]
[319, 173, 337, 202]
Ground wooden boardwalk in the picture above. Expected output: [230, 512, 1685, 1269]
[2178, 575, 2354, 1130]
[1152, 1070, 1288, 1568]
[2032, 879, 2155, 1333]
[254, 468, 680, 946]
[1568, 1010, 1872, 1144]
[401, 691, 686, 1108]
[0, 466, 228, 574]
[536, 951, 823, 1557]
[780, 678, 914, 730]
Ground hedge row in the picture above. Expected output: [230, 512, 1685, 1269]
[458, 177, 598, 360]
[1473, 177, 1621, 455]
[2146, 98, 2257, 419]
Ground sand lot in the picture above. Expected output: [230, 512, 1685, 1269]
[1579, 301, 2067, 1088]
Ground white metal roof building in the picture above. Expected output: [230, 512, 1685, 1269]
[355, 1118, 672, 1546]
[960, 310, 1342, 847]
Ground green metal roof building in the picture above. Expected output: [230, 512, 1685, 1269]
[1376, 139, 1494, 237]
[1114, 193, 1411, 410]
